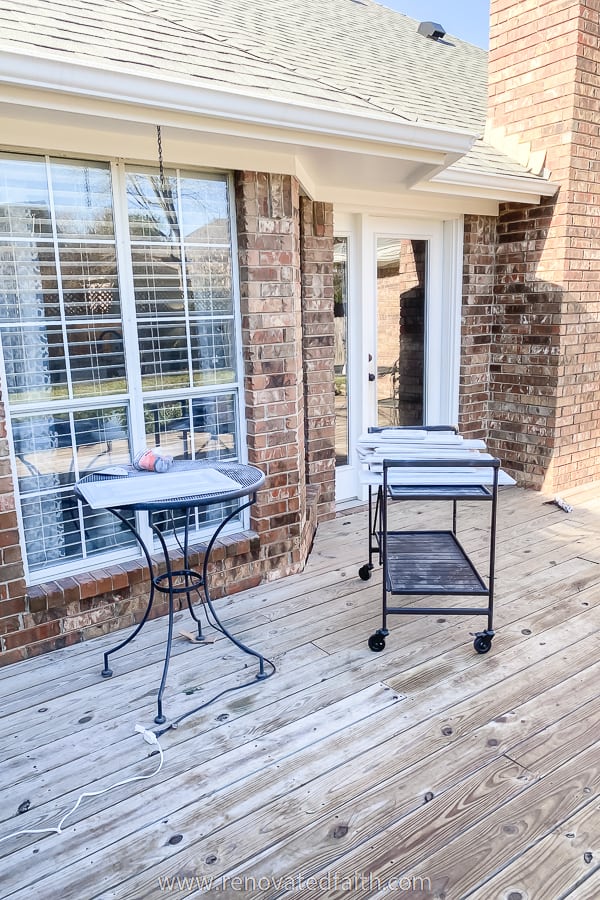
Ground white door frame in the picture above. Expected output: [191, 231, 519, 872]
[334, 211, 464, 505]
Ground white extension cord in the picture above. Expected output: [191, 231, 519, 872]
[0, 725, 163, 844]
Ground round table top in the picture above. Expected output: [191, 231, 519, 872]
[75, 459, 265, 511]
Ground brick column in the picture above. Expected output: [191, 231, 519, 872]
[300, 197, 335, 521]
[488, 198, 561, 487]
[487, 0, 600, 491]
[235, 172, 309, 577]
[460, 215, 496, 440]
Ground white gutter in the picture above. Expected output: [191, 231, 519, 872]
[0, 49, 477, 157]
[430, 166, 559, 199]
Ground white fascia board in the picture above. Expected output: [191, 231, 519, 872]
[0, 49, 477, 158]
[422, 167, 560, 203]
[327, 189, 499, 217]
[0, 86, 448, 167]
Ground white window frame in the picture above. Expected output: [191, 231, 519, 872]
[1, 153, 247, 584]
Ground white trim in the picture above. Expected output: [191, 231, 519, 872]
[227, 171, 250, 472]
[441, 217, 464, 426]
[418, 168, 559, 203]
[0, 90, 556, 207]
[0, 50, 478, 156]
[331, 229, 354, 504]
[330, 192, 500, 218]
[434, 167, 559, 196]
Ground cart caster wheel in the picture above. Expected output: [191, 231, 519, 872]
[358, 565, 372, 581]
[368, 632, 386, 652]
[473, 635, 492, 654]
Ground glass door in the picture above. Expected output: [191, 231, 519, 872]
[333, 213, 461, 506]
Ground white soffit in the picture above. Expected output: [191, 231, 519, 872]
[0, 51, 557, 206]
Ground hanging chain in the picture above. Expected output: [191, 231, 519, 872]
[156, 123, 180, 247]
[156, 124, 167, 196]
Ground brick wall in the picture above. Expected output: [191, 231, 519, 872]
[236, 171, 313, 574]
[460, 215, 496, 440]
[0, 395, 28, 656]
[488, 199, 562, 487]
[300, 197, 336, 521]
[486, 0, 600, 491]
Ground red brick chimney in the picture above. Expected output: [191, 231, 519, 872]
[485, 0, 600, 493]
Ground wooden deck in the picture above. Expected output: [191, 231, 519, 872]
[2, 485, 600, 899]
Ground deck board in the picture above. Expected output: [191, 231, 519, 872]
[2, 486, 600, 898]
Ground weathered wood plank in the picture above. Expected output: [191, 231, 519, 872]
[467, 799, 600, 900]
[281, 740, 600, 900]
[16, 607, 600, 900]
[562, 870, 600, 899]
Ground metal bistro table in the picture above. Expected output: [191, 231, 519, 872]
[75, 460, 272, 726]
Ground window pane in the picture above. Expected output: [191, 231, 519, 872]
[376, 238, 426, 428]
[1, 324, 59, 403]
[138, 320, 190, 391]
[13, 406, 130, 490]
[0, 243, 59, 323]
[186, 246, 232, 313]
[59, 243, 120, 318]
[50, 159, 115, 238]
[67, 323, 126, 397]
[0, 153, 52, 236]
[144, 394, 238, 462]
[191, 319, 235, 386]
[179, 173, 230, 243]
[12, 406, 134, 571]
[131, 243, 184, 316]
[127, 172, 179, 243]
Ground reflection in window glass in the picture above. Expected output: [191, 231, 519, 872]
[376, 238, 426, 428]
[144, 393, 238, 534]
[333, 237, 349, 467]
[12, 405, 133, 569]
[126, 168, 235, 395]
[0, 152, 241, 578]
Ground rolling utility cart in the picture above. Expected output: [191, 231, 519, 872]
[366, 456, 500, 656]
[369, 458, 500, 653]
[358, 425, 460, 584]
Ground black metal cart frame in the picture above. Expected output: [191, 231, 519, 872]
[359, 425, 460, 581]
[364, 454, 500, 656]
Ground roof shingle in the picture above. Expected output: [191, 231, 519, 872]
[0, 0, 548, 186]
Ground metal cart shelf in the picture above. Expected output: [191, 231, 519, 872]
[365, 456, 500, 656]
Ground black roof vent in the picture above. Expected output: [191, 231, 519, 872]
[417, 21, 446, 41]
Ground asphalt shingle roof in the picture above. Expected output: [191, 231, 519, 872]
[0, 0, 545, 185]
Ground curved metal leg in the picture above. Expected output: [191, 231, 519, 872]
[100, 490, 269, 725]
[199, 495, 267, 679]
[100, 508, 157, 678]
[180, 507, 206, 641]
[150, 521, 176, 725]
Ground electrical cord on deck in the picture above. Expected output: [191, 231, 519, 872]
[154, 655, 277, 738]
[0, 727, 164, 844]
